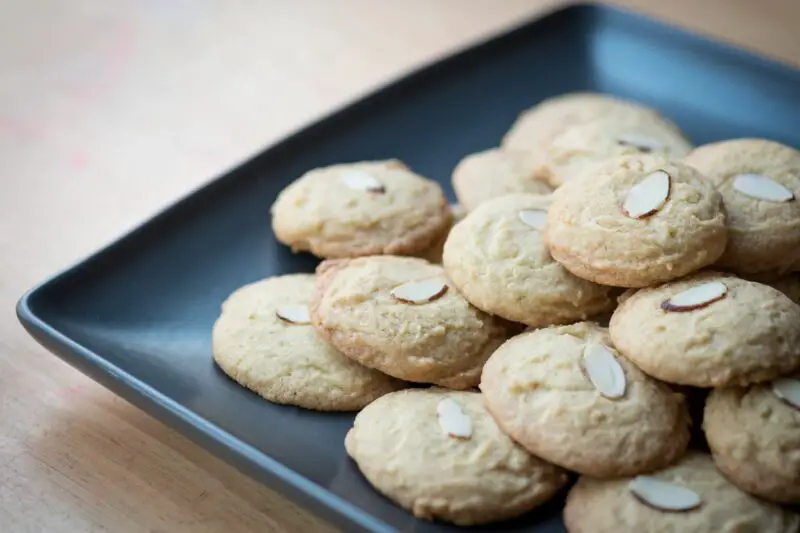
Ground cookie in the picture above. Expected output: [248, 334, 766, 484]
[610, 271, 800, 387]
[480, 322, 690, 477]
[563, 452, 800, 533]
[535, 114, 692, 186]
[270, 160, 451, 258]
[451, 149, 551, 211]
[344, 389, 569, 525]
[310, 256, 515, 389]
[419, 203, 466, 264]
[442, 194, 617, 326]
[684, 139, 800, 277]
[501, 92, 666, 155]
[703, 378, 800, 504]
[769, 273, 800, 304]
[545, 154, 727, 287]
[212, 274, 404, 411]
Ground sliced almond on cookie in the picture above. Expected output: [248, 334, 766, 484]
[582, 343, 626, 400]
[616, 133, 664, 153]
[275, 304, 312, 325]
[622, 170, 671, 219]
[772, 377, 800, 410]
[391, 277, 448, 304]
[661, 281, 727, 312]
[436, 398, 472, 439]
[629, 476, 702, 512]
[340, 170, 385, 193]
[732, 173, 794, 202]
[518, 209, 548, 230]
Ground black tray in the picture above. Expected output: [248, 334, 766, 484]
[17, 4, 800, 532]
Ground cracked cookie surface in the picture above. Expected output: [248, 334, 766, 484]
[545, 154, 727, 287]
[443, 194, 617, 326]
[311, 256, 515, 389]
[610, 271, 800, 387]
[480, 322, 690, 477]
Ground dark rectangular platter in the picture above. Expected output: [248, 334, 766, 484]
[17, 3, 800, 532]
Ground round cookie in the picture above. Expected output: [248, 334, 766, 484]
[451, 149, 551, 211]
[270, 160, 451, 258]
[535, 114, 692, 186]
[344, 389, 569, 525]
[212, 274, 404, 411]
[442, 194, 617, 326]
[545, 154, 727, 287]
[703, 379, 800, 504]
[480, 322, 690, 477]
[684, 139, 800, 277]
[769, 273, 800, 304]
[310, 256, 515, 389]
[563, 453, 800, 533]
[610, 271, 800, 387]
[501, 92, 667, 155]
[419, 203, 466, 264]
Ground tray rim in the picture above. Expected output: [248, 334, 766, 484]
[16, 3, 800, 532]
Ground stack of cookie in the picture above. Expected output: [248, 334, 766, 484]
[211, 92, 800, 530]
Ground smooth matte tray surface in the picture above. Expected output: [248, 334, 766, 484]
[18, 4, 800, 533]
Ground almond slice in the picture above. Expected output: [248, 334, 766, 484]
[732, 173, 794, 202]
[616, 133, 664, 153]
[772, 377, 800, 410]
[661, 281, 727, 312]
[518, 209, 547, 230]
[390, 277, 448, 304]
[629, 476, 702, 512]
[340, 171, 385, 193]
[275, 304, 312, 325]
[622, 170, 671, 219]
[436, 398, 472, 439]
[582, 343, 626, 400]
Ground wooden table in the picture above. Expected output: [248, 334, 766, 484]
[1, 1, 798, 531]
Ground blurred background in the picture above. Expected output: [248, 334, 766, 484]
[0, 1, 798, 532]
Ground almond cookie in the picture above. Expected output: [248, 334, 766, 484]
[563, 452, 800, 533]
[451, 149, 551, 211]
[270, 160, 451, 258]
[535, 114, 692, 186]
[545, 154, 727, 287]
[310, 256, 514, 389]
[610, 271, 800, 387]
[480, 322, 690, 477]
[684, 139, 800, 277]
[501, 92, 667, 155]
[442, 194, 617, 326]
[344, 389, 569, 525]
[703, 378, 800, 504]
[419, 203, 466, 264]
[212, 274, 404, 411]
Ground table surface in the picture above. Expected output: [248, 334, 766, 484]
[2, 1, 798, 531]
